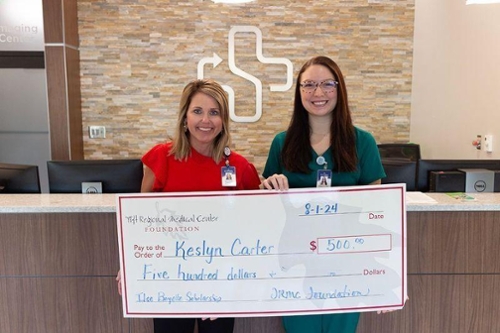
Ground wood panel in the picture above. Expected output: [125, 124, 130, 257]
[234, 317, 285, 333]
[130, 318, 154, 333]
[358, 275, 500, 333]
[2, 210, 500, 332]
[407, 211, 467, 273]
[42, 0, 83, 161]
[0, 213, 117, 275]
[466, 212, 500, 273]
[407, 211, 500, 274]
[127, 316, 285, 333]
[63, 0, 79, 47]
[42, 0, 64, 43]
[0, 277, 128, 333]
[45, 46, 70, 160]
[464, 275, 500, 331]
[66, 47, 84, 160]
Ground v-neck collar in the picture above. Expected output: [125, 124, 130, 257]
[312, 147, 331, 158]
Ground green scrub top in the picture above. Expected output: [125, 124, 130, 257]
[262, 126, 385, 333]
[263, 127, 386, 187]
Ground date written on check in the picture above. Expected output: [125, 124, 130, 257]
[116, 185, 407, 318]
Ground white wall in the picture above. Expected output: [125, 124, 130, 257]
[0, 0, 49, 192]
[410, 0, 500, 159]
[0, 69, 51, 192]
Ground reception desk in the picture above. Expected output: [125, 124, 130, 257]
[1, 193, 500, 333]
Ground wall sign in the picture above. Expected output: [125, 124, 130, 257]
[0, 0, 44, 51]
[197, 26, 293, 123]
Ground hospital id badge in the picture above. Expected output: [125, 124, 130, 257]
[316, 169, 332, 187]
[222, 166, 236, 187]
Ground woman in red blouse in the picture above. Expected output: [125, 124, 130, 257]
[117, 79, 261, 333]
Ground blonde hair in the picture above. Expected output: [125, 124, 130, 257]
[171, 79, 231, 162]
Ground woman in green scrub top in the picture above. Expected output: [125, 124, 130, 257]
[261, 56, 386, 333]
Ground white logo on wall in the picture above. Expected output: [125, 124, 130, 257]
[197, 26, 293, 123]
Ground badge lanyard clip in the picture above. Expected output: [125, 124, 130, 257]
[222, 146, 237, 187]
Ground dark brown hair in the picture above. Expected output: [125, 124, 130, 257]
[282, 56, 357, 173]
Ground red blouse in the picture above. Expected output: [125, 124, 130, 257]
[142, 142, 261, 192]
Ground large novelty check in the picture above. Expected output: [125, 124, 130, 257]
[116, 184, 407, 318]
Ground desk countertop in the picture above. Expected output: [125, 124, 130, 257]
[1, 192, 500, 213]
[0, 194, 116, 213]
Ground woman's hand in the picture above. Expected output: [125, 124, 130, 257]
[261, 174, 289, 190]
[116, 270, 122, 296]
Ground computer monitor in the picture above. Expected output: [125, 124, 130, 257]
[417, 159, 500, 192]
[47, 159, 143, 193]
[381, 158, 417, 191]
[0, 163, 41, 193]
[378, 143, 421, 162]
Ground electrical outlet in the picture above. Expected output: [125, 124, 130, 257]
[88, 126, 106, 139]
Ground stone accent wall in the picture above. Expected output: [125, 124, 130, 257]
[78, 0, 414, 173]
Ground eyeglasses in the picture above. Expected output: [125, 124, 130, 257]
[300, 80, 339, 93]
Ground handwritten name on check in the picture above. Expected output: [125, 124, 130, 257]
[116, 185, 407, 318]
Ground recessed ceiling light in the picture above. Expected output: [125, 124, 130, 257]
[212, 0, 255, 3]
[466, 0, 500, 4]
